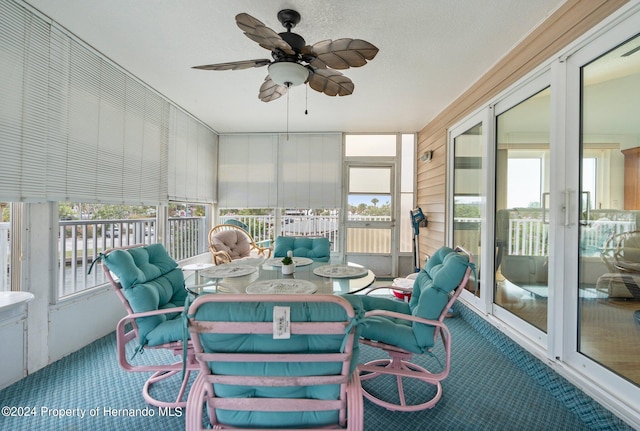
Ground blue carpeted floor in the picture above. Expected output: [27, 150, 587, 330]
[0, 303, 633, 431]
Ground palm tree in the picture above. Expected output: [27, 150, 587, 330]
[371, 198, 379, 207]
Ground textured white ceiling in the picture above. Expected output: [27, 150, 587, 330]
[23, 0, 565, 134]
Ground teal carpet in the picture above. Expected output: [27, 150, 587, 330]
[0, 304, 633, 431]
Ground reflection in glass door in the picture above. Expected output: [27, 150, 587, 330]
[579, 34, 640, 385]
[494, 87, 551, 332]
[452, 123, 483, 297]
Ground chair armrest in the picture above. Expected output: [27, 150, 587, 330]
[116, 307, 196, 373]
[362, 309, 453, 362]
[211, 250, 232, 265]
[364, 309, 446, 330]
[366, 285, 413, 294]
[255, 243, 272, 258]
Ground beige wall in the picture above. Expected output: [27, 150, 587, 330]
[416, 0, 629, 258]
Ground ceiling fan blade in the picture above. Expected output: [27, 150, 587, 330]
[192, 59, 271, 71]
[259, 75, 288, 102]
[308, 69, 354, 97]
[310, 38, 379, 70]
[236, 13, 294, 55]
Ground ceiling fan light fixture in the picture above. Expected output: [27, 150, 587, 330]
[268, 62, 309, 87]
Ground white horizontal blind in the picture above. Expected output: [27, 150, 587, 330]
[56, 23, 170, 205]
[168, 106, 217, 203]
[217, 134, 278, 208]
[278, 133, 342, 208]
[0, 1, 185, 205]
[217, 133, 342, 209]
[0, 2, 50, 201]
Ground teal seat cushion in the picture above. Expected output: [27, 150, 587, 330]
[194, 300, 360, 428]
[103, 244, 187, 347]
[342, 294, 421, 352]
[273, 236, 331, 262]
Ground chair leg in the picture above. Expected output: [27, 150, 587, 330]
[141, 350, 198, 408]
[346, 371, 364, 431]
[142, 367, 192, 408]
[185, 373, 206, 431]
[359, 353, 444, 412]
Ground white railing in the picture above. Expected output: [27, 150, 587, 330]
[58, 217, 205, 298]
[219, 215, 274, 245]
[580, 219, 636, 254]
[166, 217, 208, 261]
[455, 217, 636, 257]
[0, 222, 9, 291]
[220, 214, 342, 252]
[219, 214, 393, 253]
[509, 219, 550, 256]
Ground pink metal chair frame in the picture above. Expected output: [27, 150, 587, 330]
[185, 294, 364, 431]
[357, 246, 474, 412]
[102, 244, 199, 408]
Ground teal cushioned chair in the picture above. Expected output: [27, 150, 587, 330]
[99, 243, 198, 408]
[185, 294, 364, 431]
[342, 246, 474, 412]
[273, 236, 331, 262]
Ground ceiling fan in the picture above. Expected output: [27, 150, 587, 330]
[192, 9, 379, 102]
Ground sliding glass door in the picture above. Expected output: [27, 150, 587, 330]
[494, 87, 551, 333]
[450, 123, 482, 293]
[576, 33, 640, 386]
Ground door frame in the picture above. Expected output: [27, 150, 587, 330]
[343, 161, 397, 277]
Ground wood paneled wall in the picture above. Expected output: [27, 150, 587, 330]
[415, 0, 629, 259]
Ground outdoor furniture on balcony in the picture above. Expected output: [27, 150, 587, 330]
[596, 231, 640, 300]
[208, 223, 271, 265]
[273, 236, 331, 262]
[98, 243, 199, 408]
[185, 294, 364, 431]
[343, 246, 474, 412]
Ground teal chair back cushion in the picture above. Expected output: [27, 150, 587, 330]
[194, 300, 360, 428]
[273, 236, 331, 262]
[409, 250, 468, 348]
[345, 246, 469, 354]
[103, 244, 187, 347]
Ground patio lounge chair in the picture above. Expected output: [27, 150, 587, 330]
[98, 243, 199, 408]
[208, 223, 271, 265]
[343, 246, 474, 411]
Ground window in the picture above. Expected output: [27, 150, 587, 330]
[167, 202, 209, 261]
[58, 203, 157, 298]
[507, 158, 542, 208]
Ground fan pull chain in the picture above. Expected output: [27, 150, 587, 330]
[286, 89, 290, 141]
[305, 85, 308, 115]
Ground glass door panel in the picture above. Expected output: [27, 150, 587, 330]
[452, 123, 483, 296]
[495, 87, 551, 332]
[579, 34, 640, 385]
[345, 164, 394, 276]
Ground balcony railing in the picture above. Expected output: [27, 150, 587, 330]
[58, 217, 206, 298]
[454, 217, 636, 257]
[7, 215, 628, 297]
[219, 214, 341, 252]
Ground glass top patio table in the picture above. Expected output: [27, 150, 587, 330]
[185, 258, 375, 296]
